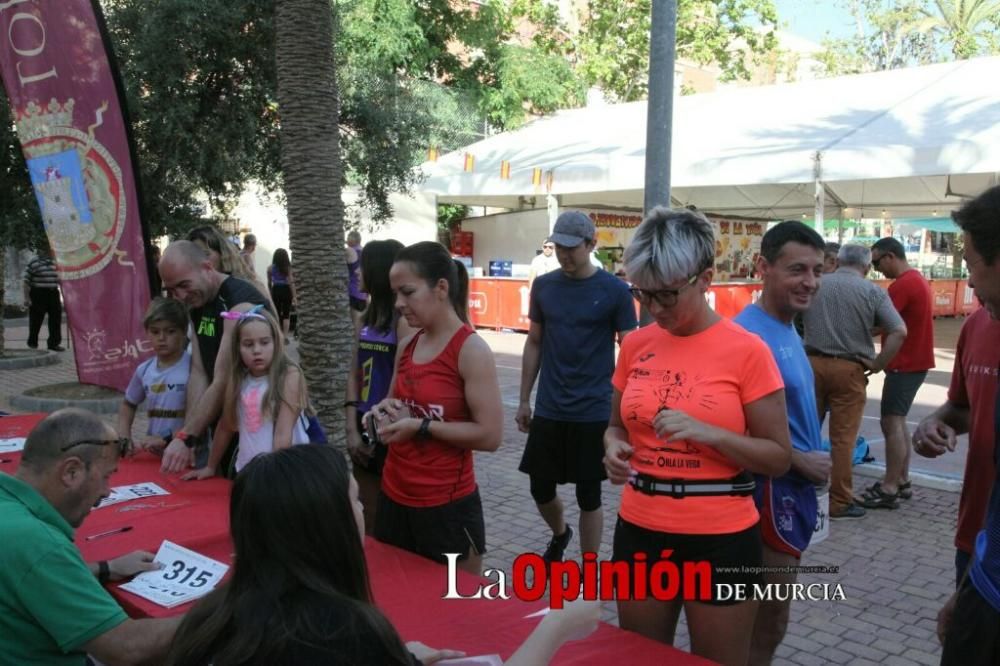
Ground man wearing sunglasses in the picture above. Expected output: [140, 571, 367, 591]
[0, 409, 181, 665]
[859, 238, 934, 511]
[517, 211, 637, 563]
[528, 240, 559, 288]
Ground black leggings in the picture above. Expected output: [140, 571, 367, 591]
[270, 284, 293, 325]
[529, 476, 602, 512]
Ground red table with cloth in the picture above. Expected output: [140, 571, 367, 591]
[2, 413, 711, 665]
[1, 413, 232, 617]
[368, 539, 712, 665]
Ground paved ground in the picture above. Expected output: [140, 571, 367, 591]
[2, 316, 968, 665]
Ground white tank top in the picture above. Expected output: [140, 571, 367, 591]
[236, 374, 309, 471]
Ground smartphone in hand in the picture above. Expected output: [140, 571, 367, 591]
[365, 412, 382, 448]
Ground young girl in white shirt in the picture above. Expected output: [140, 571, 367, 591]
[186, 306, 309, 479]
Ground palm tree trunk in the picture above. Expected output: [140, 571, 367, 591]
[275, 0, 350, 445]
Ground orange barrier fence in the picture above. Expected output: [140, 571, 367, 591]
[468, 277, 979, 332]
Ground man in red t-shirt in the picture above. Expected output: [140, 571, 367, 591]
[861, 238, 935, 508]
[913, 306, 999, 584]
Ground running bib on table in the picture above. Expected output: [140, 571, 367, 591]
[119, 540, 229, 608]
[96, 482, 170, 508]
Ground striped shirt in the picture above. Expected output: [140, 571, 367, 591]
[22, 257, 59, 290]
[802, 268, 904, 360]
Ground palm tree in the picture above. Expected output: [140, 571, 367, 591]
[274, 0, 351, 445]
[916, 0, 1000, 58]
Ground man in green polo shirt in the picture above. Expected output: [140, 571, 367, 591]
[0, 408, 183, 665]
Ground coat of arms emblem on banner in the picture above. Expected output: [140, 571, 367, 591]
[17, 98, 126, 280]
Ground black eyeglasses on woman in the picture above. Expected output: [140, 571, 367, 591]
[629, 273, 700, 308]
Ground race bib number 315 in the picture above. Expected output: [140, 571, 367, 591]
[119, 540, 229, 608]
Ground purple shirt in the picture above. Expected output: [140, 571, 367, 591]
[356, 322, 397, 413]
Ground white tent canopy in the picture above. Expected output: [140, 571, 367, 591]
[418, 57, 1000, 219]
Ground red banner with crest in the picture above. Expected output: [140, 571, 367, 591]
[0, 0, 152, 390]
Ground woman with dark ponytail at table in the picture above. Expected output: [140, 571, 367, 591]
[167, 446, 460, 665]
[167, 446, 600, 665]
[369, 241, 503, 576]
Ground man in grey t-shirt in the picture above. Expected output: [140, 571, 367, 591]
[802, 243, 907, 519]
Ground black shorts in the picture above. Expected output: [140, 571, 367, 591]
[880, 370, 927, 416]
[941, 576, 1000, 665]
[374, 488, 486, 564]
[612, 515, 763, 606]
[518, 415, 608, 483]
[349, 296, 367, 312]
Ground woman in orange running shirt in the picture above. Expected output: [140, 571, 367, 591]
[604, 208, 792, 666]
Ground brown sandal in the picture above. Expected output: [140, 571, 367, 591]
[858, 482, 900, 510]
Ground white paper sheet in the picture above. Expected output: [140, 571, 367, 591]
[0, 437, 26, 453]
[119, 540, 228, 608]
[96, 482, 170, 509]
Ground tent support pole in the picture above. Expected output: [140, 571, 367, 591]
[547, 194, 560, 233]
[813, 151, 825, 236]
[643, 0, 677, 214]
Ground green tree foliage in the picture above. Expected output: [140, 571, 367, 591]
[816, 0, 1000, 76]
[569, 0, 781, 102]
[101, 0, 279, 238]
[816, 0, 940, 75]
[0, 0, 585, 242]
[0, 100, 44, 251]
[914, 0, 1000, 58]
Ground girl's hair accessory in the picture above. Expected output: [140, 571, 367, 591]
[221, 304, 267, 321]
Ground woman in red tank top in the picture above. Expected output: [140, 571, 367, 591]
[369, 241, 503, 575]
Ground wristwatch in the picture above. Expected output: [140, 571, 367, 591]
[415, 417, 432, 441]
[175, 430, 195, 449]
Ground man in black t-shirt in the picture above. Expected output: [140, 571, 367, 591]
[157, 240, 270, 473]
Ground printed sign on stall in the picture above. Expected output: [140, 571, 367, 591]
[712, 218, 765, 281]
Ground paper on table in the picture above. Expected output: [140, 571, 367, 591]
[436, 655, 503, 666]
[119, 540, 228, 608]
[0, 437, 26, 453]
[97, 482, 170, 509]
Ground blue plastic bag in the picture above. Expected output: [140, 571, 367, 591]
[819, 436, 873, 465]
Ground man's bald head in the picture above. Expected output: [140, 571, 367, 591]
[160, 240, 221, 308]
[162, 240, 212, 269]
[20, 408, 115, 472]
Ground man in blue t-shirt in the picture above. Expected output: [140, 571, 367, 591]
[939, 186, 1000, 665]
[517, 211, 637, 561]
[734, 221, 832, 665]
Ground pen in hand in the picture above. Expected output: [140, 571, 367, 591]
[86, 526, 133, 541]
